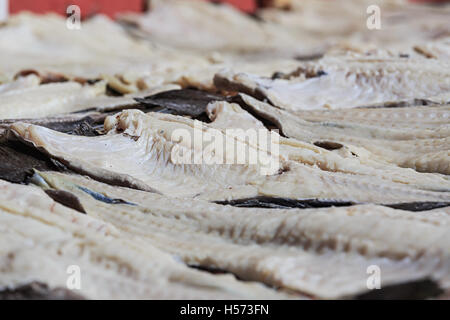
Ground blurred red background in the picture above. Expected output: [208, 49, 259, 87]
[6, 0, 449, 17]
[9, 0, 144, 18]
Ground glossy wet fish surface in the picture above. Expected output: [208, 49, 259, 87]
[0, 0, 449, 300]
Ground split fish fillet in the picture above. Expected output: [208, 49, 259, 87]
[260, 0, 450, 53]
[0, 179, 287, 299]
[0, 75, 179, 120]
[0, 78, 104, 119]
[239, 93, 450, 175]
[0, 13, 211, 87]
[9, 106, 450, 203]
[119, 0, 324, 58]
[347, 4, 450, 53]
[0, 12, 301, 93]
[259, 0, 370, 38]
[1, 0, 449, 302]
[214, 56, 450, 111]
[10, 108, 279, 199]
[35, 171, 450, 299]
[204, 102, 450, 199]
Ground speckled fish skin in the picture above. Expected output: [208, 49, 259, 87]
[35, 171, 450, 299]
[239, 94, 450, 175]
[9, 106, 450, 203]
[214, 56, 450, 111]
[0, 179, 290, 300]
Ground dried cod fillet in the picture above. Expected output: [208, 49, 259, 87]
[9, 106, 450, 203]
[121, 0, 270, 52]
[0, 179, 288, 300]
[239, 94, 450, 175]
[0, 78, 104, 119]
[259, 0, 371, 38]
[347, 4, 450, 52]
[0, 11, 304, 92]
[0, 282, 86, 300]
[10, 108, 279, 199]
[260, 0, 450, 53]
[206, 100, 450, 194]
[214, 57, 450, 111]
[293, 105, 450, 131]
[35, 171, 450, 299]
[0, 13, 210, 86]
[120, 0, 323, 58]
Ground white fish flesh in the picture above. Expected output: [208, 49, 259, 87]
[239, 93, 450, 175]
[0, 75, 179, 120]
[9, 106, 450, 203]
[0, 179, 288, 299]
[214, 56, 450, 111]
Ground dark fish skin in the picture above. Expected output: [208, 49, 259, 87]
[294, 53, 324, 62]
[42, 118, 101, 136]
[134, 89, 227, 119]
[354, 278, 443, 300]
[216, 197, 450, 212]
[0, 282, 85, 300]
[77, 186, 136, 206]
[313, 141, 344, 151]
[44, 189, 87, 214]
[229, 95, 284, 133]
[0, 114, 105, 137]
[215, 197, 355, 209]
[214, 75, 271, 103]
[187, 265, 282, 290]
[106, 84, 125, 97]
[0, 138, 62, 184]
[387, 202, 450, 212]
[188, 265, 231, 276]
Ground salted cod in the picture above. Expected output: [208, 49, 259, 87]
[214, 55, 450, 112]
[235, 93, 450, 175]
[120, 0, 325, 58]
[30, 170, 450, 299]
[9, 104, 450, 203]
[0, 179, 288, 299]
[0, 13, 211, 90]
[259, 0, 450, 54]
[0, 74, 179, 120]
[0, 11, 301, 93]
